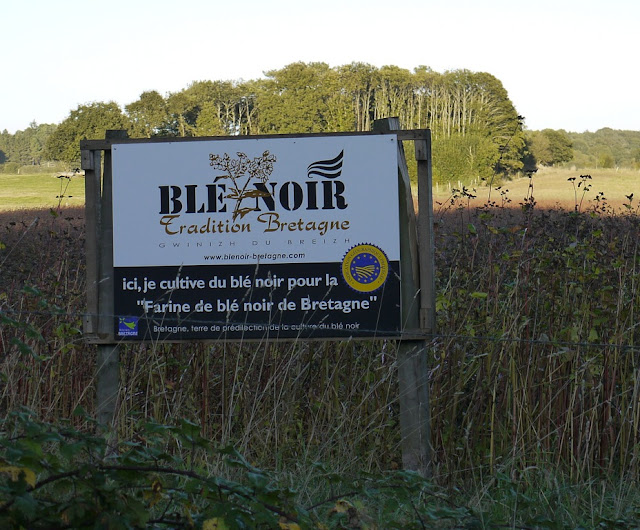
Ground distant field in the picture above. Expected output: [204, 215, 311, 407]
[0, 173, 85, 211]
[432, 167, 640, 212]
[1, 167, 640, 213]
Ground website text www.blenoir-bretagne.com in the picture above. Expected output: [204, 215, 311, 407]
[203, 252, 306, 262]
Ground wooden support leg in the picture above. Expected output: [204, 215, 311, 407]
[96, 344, 119, 427]
[398, 339, 431, 476]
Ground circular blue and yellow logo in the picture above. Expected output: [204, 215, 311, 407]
[341, 244, 389, 292]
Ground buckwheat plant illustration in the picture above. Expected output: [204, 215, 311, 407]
[209, 151, 277, 221]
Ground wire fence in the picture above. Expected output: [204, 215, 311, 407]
[3, 305, 640, 354]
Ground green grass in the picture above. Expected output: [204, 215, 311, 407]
[0, 173, 85, 211]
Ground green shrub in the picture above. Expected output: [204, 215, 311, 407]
[1, 162, 21, 174]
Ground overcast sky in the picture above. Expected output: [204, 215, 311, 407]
[2, 0, 638, 134]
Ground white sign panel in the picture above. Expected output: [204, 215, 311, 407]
[112, 135, 399, 267]
[111, 134, 402, 340]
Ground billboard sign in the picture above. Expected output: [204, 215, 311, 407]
[111, 134, 401, 340]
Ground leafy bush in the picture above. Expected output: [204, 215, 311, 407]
[0, 409, 487, 528]
[1, 409, 638, 528]
[1, 162, 21, 174]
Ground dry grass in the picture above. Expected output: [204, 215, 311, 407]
[3, 179, 640, 526]
[3, 166, 639, 213]
[433, 166, 640, 211]
[2, 184, 640, 488]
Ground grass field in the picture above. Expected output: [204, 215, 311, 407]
[2, 167, 639, 213]
[433, 166, 640, 212]
[0, 172, 85, 211]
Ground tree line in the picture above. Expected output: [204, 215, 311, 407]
[1, 62, 638, 183]
[567, 128, 640, 169]
[0, 121, 56, 169]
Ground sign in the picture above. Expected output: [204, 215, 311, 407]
[111, 134, 401, 340]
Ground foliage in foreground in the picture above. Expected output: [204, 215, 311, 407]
[1, 409, 638, 529]
[0, 408, 479, 529]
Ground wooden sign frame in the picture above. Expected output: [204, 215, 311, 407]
[80, 118, 434, 475]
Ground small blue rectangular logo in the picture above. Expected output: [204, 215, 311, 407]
[118, 316, 139, 336]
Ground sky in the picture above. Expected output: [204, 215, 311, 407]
[1, 0, 638, 134]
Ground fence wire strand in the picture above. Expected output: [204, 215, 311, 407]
[2, 306, 639, 354]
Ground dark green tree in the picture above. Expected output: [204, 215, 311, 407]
[28, 122, 57, 164]
[188, 80, 246, 136]
[0, 129, 10, 161]
[526, 129, 573, 166]
[10, 130, 31, 165]
[45, 102, 130, 164]
[125, 91, 168, 138]
[433, 132, 499, 184]
[336, 62, 378, 131]
[0, 122, 56, 166]
[256, 62, 334, 133]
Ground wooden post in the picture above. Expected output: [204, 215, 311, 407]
[82, 130, 128, 428]
[373, 118, 433, 476]
[96, 344, 119, 427]
[81, 148, 101, 338]
[415, 132, 436, 334]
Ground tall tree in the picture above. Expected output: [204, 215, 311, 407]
[526, 129, 573, 166]
[195, 101, 228, 136]
[320, 69, 354, 132]
[235, 81, 260, 135]
[467, 72, 525, 174]
[45, 102, 130, 164]
[188, 80, 243, 136]
[165, 91, 199, 137]
[373, 65, 415, 128]
[125, 91, 168, 138]
[9, 130, 30, 165]
[256, 62, 333, 134]
[337, 62, 378, 131]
